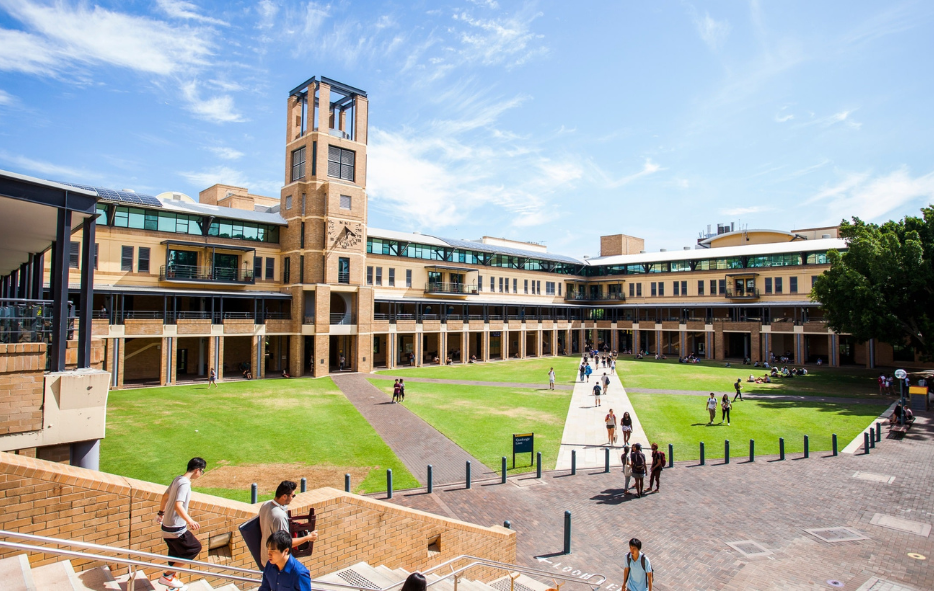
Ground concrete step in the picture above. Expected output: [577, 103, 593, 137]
[425, 573, 456, 591]
[488, 574, 552, 591]
[374, 565, 407, 584]
[74, 565, 121, 591]
[0, 555, 37, 591]
[112, 569, 156, 591]
[182, 579, 214, 591]
[346, 563, 404, 588]
[32, 560, 82, 590]
[212, 584, 244, 591]
[316, 561, 385, 591]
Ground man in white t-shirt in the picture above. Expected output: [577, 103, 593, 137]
[156, 457, 206, 589]
[706, 393, 718, 424]
[258, 481, 318, 567]
[548, 368, 556, 390]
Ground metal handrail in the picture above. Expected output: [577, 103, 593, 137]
[403, 555, 607, 591]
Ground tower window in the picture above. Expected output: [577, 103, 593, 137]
[285, 195, 292, 210]
[291, 147, 306, 181]
[327, 145, 355, 182]
[340, 195, 352, 210]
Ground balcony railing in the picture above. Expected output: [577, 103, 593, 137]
[160, 265, 254, 284]
[330, 313, 355, 325]
[565, 292, 625, 301]
[337, 272, 350, 284]
[425, 282, 479, 295]
[724, 288, 761, 300]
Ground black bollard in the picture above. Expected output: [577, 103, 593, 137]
[387, 469, 393, 499]
[502, 456, 507, 484]
[563, 511, 571, 555]
[605, 447, 610, 473]
[804, 435, 809, 458]
[668, 443, 673, 468]
[300, 477, 306, 493]
[427, 465, 433, 494]
[832, 433, 838, 456]
[749, 439, 755, 463]
[466, 461, 472, 489]
[504, 520, 511, 529]
[571, 449, 577, 475]
[536, 452, 542, 479]
[345, 473, 350, 493]
[724, 440, 730, 464]
[864, 432, 870, 455]
[870, 429, 876, 448]
[779, 437, 785, 461]
[250, 483, 257, 504]
[699, 442, 705, 466]
[876, 422, 882, 443]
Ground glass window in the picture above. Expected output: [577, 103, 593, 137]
[283, 256, 291, 283]
[375, 267, 382, 286]
[158, 213, 177, 233]
[406, 269, 412, 287]
[525, 279, 529, 294]
[513, 278, 517, 293]
[629, 283, 635, 297]
[69, 241, 80, 269]
[121, 246, 133, 271]
[670, 260, 691, 273]
[790, 276, 798, 293]
[340, 195, 351, 210]
[775, 277, 783, 293]
[328, 145, 355, 181]
[681, 280, 688, 295]
[807, 251, 829, 265]
[286, 195, 292, 210]
[242, 224, 259, 241]
[138, 247, 150, 273]
[718, 279, 726, 294]
[96, 204, 108, 225]
[651, 282, 657, 296]
[338, 257, 349, 283]
[697, 280, 704, 295]
[388, 268, 395, 287]
[636, 283, 642, 297]
[254, 257, 263, 279]
[366, 266, 373, 285]
[765, 278, 772, 293]
[291, 147, 306, 181]
[266, 257, 274, 280]
[673, 281, 680, 296]
[658, 282, 665, 296]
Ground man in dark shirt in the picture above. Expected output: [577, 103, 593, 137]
[259, 531, 311, 591]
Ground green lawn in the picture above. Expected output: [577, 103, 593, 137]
[630, 392, 889, 460]
[618, 358, 882, 398]
[375, 356, 582, 385]
[368, 379, 572, 474]
[101, 378, 418, 501]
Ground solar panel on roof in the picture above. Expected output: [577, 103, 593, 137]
[54, 181, 163, 208]
[436, 236, 583, 265]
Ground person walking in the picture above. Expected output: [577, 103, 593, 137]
[706, 392, 718, 424]
[620, 411, 633, 445]
[721, 394, 732, 426]
[621, 445, 632, 494]
[611, 357, 616, 373]
[630, 444, 647, 497]
[392, 379, 401, 403]
[209, 367, 218, 388]
[258, 481, 319, 567]
[602, 372, 611, 395]
[605, 409, 617, 445]
[585, 362, 593, 382]
[622, 538, 653, 591]
[593, 381, 603, 406]
[648, 443, 664, 493]
[579, 362, 586, 383]
[155, 458, 206, 589]
[258, 530, 312, 591]
[339, 354, 345, 372]
[398, 379, 405, 403]
[733, 378, 743, 401]
[548, 367, 556, 390]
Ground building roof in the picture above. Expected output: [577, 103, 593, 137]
[697, 229, 802, 247]
[367, 227, 450, 247]
[159, 198, 288, 226]
[583, 237, 847, 266]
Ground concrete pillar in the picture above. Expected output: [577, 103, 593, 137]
[714, 325, 725, 361]
[502, 329, 510, 360]
[483, 331, 490, 362]
[538, 329, 544, 357]
[579, 328, 586, 352]
[415, 331, 422, 366]
[679, 330, 686, 358]
[794, 333, 803, 365]
[461, 330, 468, 363]
[116, 337, 125, 389]
[633, 328, 640, 355]
[289, 335, 304, 377]
[750, 327, 761, 363]
[71, 440, 100, 471]
[611, 329, 619, 353]
[313, 334, 329, 377]
[519, 329, 526, 359]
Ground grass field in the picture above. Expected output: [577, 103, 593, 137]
[368, 379, 572, 474]
[630, 392, 889, 460]
[375, 356, 581, 384]
[378, 355, 883, 398]
[101, 378, 418, 501]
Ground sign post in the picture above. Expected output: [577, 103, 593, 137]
[512, 433, 534, 468]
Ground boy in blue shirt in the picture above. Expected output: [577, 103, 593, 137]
[260, 531, 312, 591]
[622, 538, 653, 591]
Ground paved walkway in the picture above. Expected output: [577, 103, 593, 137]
[374, 411, 934, 590]
[370, 374, 574, 390]
[331, 374, 486, 484]
[555, 369, 650, 470]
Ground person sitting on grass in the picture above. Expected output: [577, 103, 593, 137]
[259, 531, 311, 591]
[281, 369, 290, 379]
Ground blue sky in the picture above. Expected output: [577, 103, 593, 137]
[1, 1, 933, 257]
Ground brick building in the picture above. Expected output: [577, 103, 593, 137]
[4, 75, 931, 399]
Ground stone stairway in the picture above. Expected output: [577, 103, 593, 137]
[1, 554, 552, 591]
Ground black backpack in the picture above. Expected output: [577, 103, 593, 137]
[626, 552, 649, 574]
[631, 451, 645, 472]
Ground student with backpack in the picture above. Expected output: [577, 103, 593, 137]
[648, 443, 665, 493]
[630, 443, 647, 497]
[602, 372, 611, 394]
[622, 537, 653, 591]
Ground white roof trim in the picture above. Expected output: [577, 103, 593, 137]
[367, 227, 450, 247]
[0, 168, 98, 196]
[588, 238, 847, 266]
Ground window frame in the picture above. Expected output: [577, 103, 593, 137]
[291, 146, 306, 182]
[121, 246, 133, 272]
[137, 247, 150, 274]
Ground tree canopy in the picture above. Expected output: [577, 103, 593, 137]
[811, 206, 934, 360]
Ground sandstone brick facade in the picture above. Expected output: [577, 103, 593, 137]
[0, 343, 46, 436]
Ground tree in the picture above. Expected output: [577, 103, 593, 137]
[811, 206, 934, 361]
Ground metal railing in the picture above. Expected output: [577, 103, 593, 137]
[724, 288, 760, 299]
[0, 299, 62, 346]
[160, 265, 254, 284]
[338, 272, 350, 284]
[425, 282, 479, 295]
[565, 292, 625, 301]
[0, 530, 606, 591]
[330, 313, 355, 325]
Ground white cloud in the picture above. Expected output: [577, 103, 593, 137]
[806, 166, 934, 222]
[775, 113, 794, 123]
[0, 89, 14, 105]
[800, 108, 862, 130]
[206, 146, 244, 160]
[156, 0, 227, 26]
[720, 205, 773, 216]
[0, 151, 96, 179]
[180, 165, 279, 195]
[594, 159, 663, 189]
[452, 7, 547, 68]
[256, 0, 279, 29]
[692, 10, 731, 51]
[301, 2, 330, 36]
[181, 81, 245, 123]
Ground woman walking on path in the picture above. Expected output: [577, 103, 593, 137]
[621, 445, 632, 494]
[605, 409, 617, 445]
[620, 412, 633, 445]
[392, 380, 401, 403]
[585, 363, 593, 382]
[398, 379, 405, 403]
[721, 394, 732, 425]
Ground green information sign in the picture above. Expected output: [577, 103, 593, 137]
[512, 433, 534, 468]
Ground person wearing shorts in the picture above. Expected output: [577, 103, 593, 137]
[548, 367, 556, 390]
[156, 457, 206, 589]
[605, 409, 617, 445]
[620, 411, 633, 445]
[593, 382, 602, 406]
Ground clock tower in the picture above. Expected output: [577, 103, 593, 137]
[280, 76, 371, 377]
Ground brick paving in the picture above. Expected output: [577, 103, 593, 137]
[331, 373, 487, 485]
[371, 412, 934, 590]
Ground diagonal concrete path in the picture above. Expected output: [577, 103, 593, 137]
[554, 365, 650, 470]
[331, 373, 486, 485]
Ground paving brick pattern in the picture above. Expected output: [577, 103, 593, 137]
[373, 412, 934, 590]
[332, 373, 487, 484]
